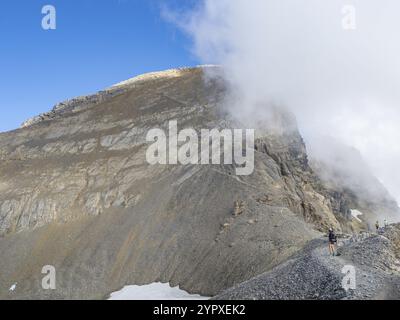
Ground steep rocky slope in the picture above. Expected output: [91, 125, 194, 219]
[0, 66, 398, 299]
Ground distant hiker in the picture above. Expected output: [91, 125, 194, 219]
[328, 228, 337, 256]
[384, 219, 388, 228]
[375, 220, 380, 233]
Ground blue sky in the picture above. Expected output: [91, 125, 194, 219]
[0, 0, 198, 132]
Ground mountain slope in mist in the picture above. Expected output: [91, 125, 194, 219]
[308, 137, 400, 227]
[0, 66, 398, 299]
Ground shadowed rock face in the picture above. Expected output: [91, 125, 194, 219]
[0, 67, 397, 299]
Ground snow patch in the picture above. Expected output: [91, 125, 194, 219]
[111, 69, 186, 88]
[351, 209, 363, 222]
[110, 65, 220, 88]
[9, 283, 17, 292]
[108, 282, 209, 300]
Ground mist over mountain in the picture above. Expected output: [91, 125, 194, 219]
[165, 0, 400, 205]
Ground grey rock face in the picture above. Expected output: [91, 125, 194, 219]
[0, 67, 398, 299]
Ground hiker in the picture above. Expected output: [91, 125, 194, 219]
[375, 220, 380, 233]
[328, 228, 337, 256]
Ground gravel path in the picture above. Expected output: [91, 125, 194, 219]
[216, 226, 400, 300]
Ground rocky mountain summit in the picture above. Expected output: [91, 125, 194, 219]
[0, 66, 398, 299]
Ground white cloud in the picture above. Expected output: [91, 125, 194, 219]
[166, 0, 400, 203]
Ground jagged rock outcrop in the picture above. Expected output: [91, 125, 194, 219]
[0, 66, 398, 299]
